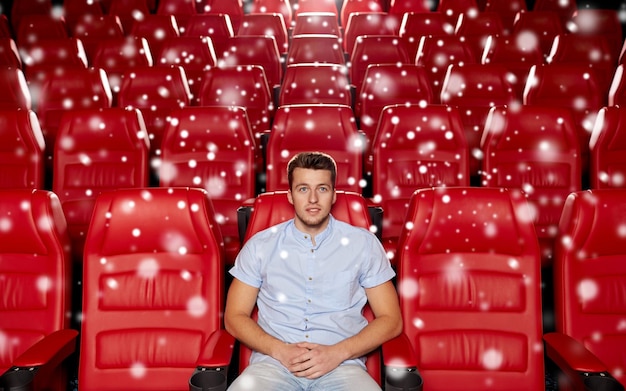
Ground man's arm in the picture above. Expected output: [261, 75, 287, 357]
[289, 280, 402, 379]
[224, 278, 310, 367]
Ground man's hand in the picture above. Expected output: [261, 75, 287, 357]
[287, 342, 346, 379]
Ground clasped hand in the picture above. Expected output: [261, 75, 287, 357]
[277, 342, 345, 379]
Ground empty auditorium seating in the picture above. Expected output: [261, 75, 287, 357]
[10, 0, 53, 33]
[15, 14, 70, 48]
[343, 12, 399, 57]
[385, 186, 545, 390]
[0, 188, 77, 391]
[371, 104, 469, 263]
[512, 10, 565, 59]
[218, 35, 283, 89]
[90, 36, 153, 97]
[199, 0, 244, 32]
[53, 107, 150, 263]
[292, 11, 342, 36]
[589, 106, 626, 189]
[62, 0, 105, 31]
[481, 105, 581, 265]
[249, 0, 293, 28]
[523, 63, 606, 176]
[130, 14, 180, 59]
[0, 109, 45, 189]
[238, 13, 289, 55]
[356, 64, 433, 175]
[160, 106, 256, 266]
[545, 189, 626, 389]
[265, 104, 364, 193]
[454, 11, 506, 60]
[183, 13, 234, 56]
[156, 36, 217, 101]
[436, 0, 480, 27]
[279, 63, 352, 106]
[79, 187, 233, 390]
[116, 65, 191, 172]
[349, 34, 411, 98]
[532, 0, 577, 27]
[546, 33, 617, 95]
[439, 63, 519, 181]
[235, 190, 384, 385]
[71, 14, 125, 61]
[287, 34, 345, 65]
[568, 8, 623, 62]
[0, 38, 22, 69]
[293, 0, 338, 18]
[388, 0, 432, 20]
[481, 32, 545, 98]
[398, 11, 453, 60]
[415, 34, 477, 101]
[482, 0, 527, 33]
[155, 0, 197, 33]
[0, 68, 31, 110]
[340, 0, 384, 28]
[107, 0, 151, 33]
[36, 67, 113, 169]
[196, 65, 273, 145]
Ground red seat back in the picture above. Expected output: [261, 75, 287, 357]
[79, 187, 225, 390]
[292, 11, 341, 36]
[266, 104, 363, 193]
[129, 14, 180, 59]
[0, 109, 45, 189]
[372, 104, 469, 262]
[395, 186, 544, 390]
[53, 107, 150, 262]
[553, 189, 626, 387]
[238, 13, 289, 55]
[0, 189, 72, 379]
[219, 35, 283, 88]
[0, 68, 31, 110]
[160, 106, 256, 265]
[287, 34, 345, 65]
[279, 63, 351, 106]
[589, 106, 626, 189]
[249, 0, 293, 28]
[343, 12, 399, 56]
[399, 12, 452, 60]
[481, 105, 581, 265]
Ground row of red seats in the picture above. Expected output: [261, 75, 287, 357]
[1, 185, 625, 390]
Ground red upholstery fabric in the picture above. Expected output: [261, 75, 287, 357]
[265, 104, 363, 193]
[371, 104, 469, 264]
[481, 105, 581, 266]
[292, 11, 341, 36]
[79, 187, 226, 390]
[511, 11, 566, 59]
[238, 13, 289, 55]
[399, 11, 452, 60]
[552, 189, 626, 388]
[0, 68, 31, 110]
[343, 12, 399, 56]
[287, 34, 345, 65]
[249, 0, 293, 28]
[340, 0, 384, 28]
[15, 14, 69, 48]
[183, 14, 234, 57]
[589, 106, 626, 189]
[129, 15, 180, 61]
[392, 186, 544, 390]
[0, 109, 45, 189]
[279, 63, 352, 106]
[160, 106, 256, 266]
[0, 189, 72, 391]
[53, 107, 150, 263]
[72, 15, 125, 61]
[219, 35, 283, 89]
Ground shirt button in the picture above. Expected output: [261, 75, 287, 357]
[305, 334, 309, 339]
[307, 299, 311, 303]
[310, 249, 314, 253]
[308, 277, 313, 281]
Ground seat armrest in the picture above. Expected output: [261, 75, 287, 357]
[382, 334, 423, 391]
[13, 329, 78, 368]
[0, 329, 78, 390]
[544, 332, 624, 391]
[196, 329, 235, 368]
[189, 330, 235, 391]
[237, 199, 256, 244]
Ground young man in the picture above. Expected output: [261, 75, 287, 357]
[225, 152, 402, 390]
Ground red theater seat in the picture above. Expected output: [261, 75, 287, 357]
[62, 0, 105, 31]
[293, 0, 338, 18]
[279, 63, 352, 106]
[0, 189, 77, 391]
[0, 68, 31, 110]
[265, 104, 364, 193]
[53, 107, 150, 263]
[545, 189, 626, 390]
[71, 14, 125, 61]
[454, 11, 505, 60]
[439, 63, 518, 180]
[340, 0, 384, 28]
[116, 65, 191, 172]
[512, 10, 565, 59]
[481, 105, 581, 266]
[249, 0, 293, 28]
[292, 11, 341, 36]
[130, 14, 180, 60]
[371, 104, 469, 264]
[235, 190, 383, 385]
[568, 9, 623, 63]
[532, 0, 577, 27]
[107, 0, 151, 33]
[15, 14, 70, 48]
[0, 38, 20, 69]
[589, 106, 626, 189]
[287, 34, 345, 65]
[79, 187, 233, 391]
[238, 13, 289, 55]
[160, 106, 256, 266]
[482, 0, 527, 33]
[218, 35, 283, 89]
[155, 0, 197, 33]
[436, 0, 479, 27]
[10, 0, 53, 33]
[385, 186, 545, 390]
[0, 109, 45, 190]
[343, 12, 399, 56]
[399, 11, 452, 60]
[199, 0, 244, 32]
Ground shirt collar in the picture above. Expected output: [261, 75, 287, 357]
[289, 215, 335, 248]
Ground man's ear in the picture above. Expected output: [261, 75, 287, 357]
[287, 189, 294, 205]
[332, 189, 337, 204]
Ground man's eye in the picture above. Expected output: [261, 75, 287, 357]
[298, 187, 308, 192]
[319, 187, 328, 192]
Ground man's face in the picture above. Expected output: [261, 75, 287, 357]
[287, 167, 336, 235]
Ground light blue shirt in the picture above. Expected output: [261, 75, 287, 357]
[229, 215, 395, 369]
